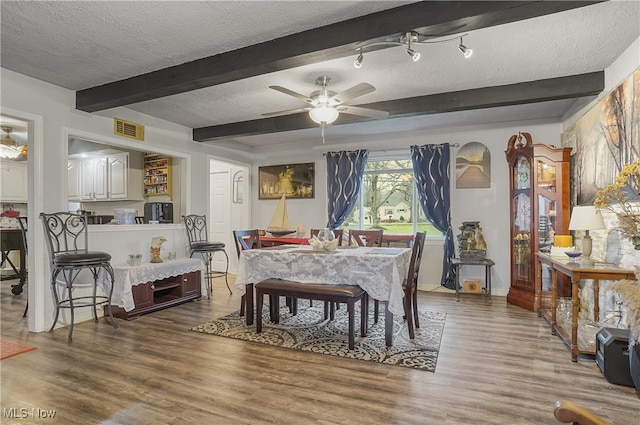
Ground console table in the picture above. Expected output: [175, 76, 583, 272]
[535, 252, 635, 362]
[101, 258, 205, 320]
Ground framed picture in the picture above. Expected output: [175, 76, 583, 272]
[455, 142, 491, 189]
[259, 162, 315, 199]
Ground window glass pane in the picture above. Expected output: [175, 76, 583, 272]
[340, 158, 444, 238]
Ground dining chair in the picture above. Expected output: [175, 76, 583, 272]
[232, 229, 262, 316]
[183, 214, 231, 299]
[40, 212, 118, 342]
[349, 229, 384, 247]
[403, 231, 426, 339]
[553, 400, 610, 425]
[16, 216, 28, 317]
[349, 229, 384, 318]
[310, 228, 344, 246]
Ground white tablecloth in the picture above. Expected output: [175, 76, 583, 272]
[100, 258, 205, 311]
[235, 245, 411, 315]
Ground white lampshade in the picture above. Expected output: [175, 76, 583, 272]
[309, 106, 339, 124]
[568, 206, 605, 231]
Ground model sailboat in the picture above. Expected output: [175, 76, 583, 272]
[267, 194, 295, 236]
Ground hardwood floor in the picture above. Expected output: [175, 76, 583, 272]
[1, 275, 637, 424]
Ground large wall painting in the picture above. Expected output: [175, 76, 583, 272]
[455, 142, 491, 189]
[561, 67, 640, 205]
[258, 162, 315, 199]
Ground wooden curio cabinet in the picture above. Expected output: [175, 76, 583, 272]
[505, 132, 571, 311]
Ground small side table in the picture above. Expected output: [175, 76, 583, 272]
[452, 257, 495, 303]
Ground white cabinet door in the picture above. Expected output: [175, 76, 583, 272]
[81, 158, 96, 200]
[0, 160, 27, 202]
[93, 156, 108, 200]
[67, 160, 81, 200]
[107, 153, 128, 199]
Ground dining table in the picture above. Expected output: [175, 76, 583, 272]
[235, 244, 412, 344]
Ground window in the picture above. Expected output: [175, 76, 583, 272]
[342, 158, 443, 237]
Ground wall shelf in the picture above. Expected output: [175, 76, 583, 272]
[143, 153, 171, 197]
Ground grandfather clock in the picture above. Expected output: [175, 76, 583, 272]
[505, 132, 571, 311]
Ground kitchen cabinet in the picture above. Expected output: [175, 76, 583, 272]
[505, 132, 571, 312]
[80, 153, 128, 201]
[67, 159, 81, 200]
[0, 159, 27, 202]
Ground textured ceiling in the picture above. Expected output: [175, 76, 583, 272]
[2, 1, 639, 152]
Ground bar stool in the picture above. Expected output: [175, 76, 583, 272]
[40, 212, 118, 342]
[183, 214, 230, 299]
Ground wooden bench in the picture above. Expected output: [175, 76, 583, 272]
[255, 279, 368, 350]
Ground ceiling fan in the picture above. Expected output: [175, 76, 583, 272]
[263, 75, 389, 142]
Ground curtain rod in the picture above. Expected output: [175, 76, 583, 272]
[320, 143, 459, 156]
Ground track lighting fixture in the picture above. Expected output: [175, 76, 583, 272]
[353, 31, 473, 68]
[354, 49, 363, 68]
[458, 37, 473, 59]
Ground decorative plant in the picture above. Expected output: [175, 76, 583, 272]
[594, 159, 640, 249]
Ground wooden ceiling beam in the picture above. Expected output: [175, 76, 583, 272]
[76, 1, 601, 112]
[192, 72, 604, 141]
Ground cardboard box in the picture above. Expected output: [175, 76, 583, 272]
[463, 279, 482, 293]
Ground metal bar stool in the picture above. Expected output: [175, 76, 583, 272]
[183, 214, 230, 299]
[40, 212, 118, 342]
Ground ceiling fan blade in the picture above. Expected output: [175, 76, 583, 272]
[269, 86, 314, 104]
[262, 107, 311, 117]
[342, 106, 389, 119]
[330, 83, 375, 105]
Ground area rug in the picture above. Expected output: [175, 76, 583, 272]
[191, 301, 446, 372]
[0, 338, 36, 360]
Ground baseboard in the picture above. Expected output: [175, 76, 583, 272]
[418, 283, 507, 297]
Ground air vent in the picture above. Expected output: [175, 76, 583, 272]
[114, 118, 144, 141]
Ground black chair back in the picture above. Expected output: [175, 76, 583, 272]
[406, 231, 427, 294]
[183, 214, 209, 246]
[232, 229, 262, 258]
[349, 229, 383, 247]
[39, 212, 90, 265]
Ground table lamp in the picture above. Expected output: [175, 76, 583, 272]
[568, 205, 605, 263]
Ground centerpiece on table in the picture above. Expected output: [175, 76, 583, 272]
[594, 159, 640, 249]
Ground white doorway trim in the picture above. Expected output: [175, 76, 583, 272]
[2, 107, 45, 332]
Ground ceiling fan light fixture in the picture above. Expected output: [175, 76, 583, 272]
[0, 126, 23, 159]
[309, 105, 339, 124]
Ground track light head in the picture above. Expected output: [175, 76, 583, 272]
[458, 37, 473, 58]
[407, 48, 420, 62]
[354, 50, 363, 68]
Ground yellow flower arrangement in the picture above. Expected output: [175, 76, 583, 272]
[594, 159, 640, 249]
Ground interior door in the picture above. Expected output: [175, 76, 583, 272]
[209, 170, 230, 272]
